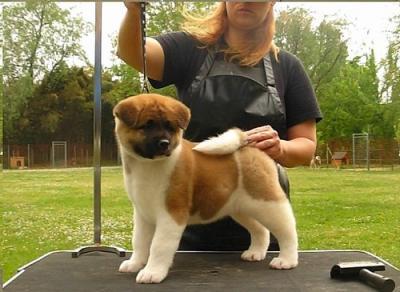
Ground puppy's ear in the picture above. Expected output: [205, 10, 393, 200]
[113, 100, 139, 127]
[174, 103, 191, 130]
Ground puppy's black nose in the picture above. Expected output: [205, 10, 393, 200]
[158, 139, 170, 151]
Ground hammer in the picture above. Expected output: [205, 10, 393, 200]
[330, 261, 395, 292]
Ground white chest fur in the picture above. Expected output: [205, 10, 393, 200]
[121, 145, 181, 224]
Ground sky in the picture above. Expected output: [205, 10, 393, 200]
[60, 2, 400, 68]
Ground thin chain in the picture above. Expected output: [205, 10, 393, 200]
[140, 2, 150, 93]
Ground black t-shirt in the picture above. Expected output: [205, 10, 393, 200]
[149, 32, 322, 251]
[149, 31, 322, 129]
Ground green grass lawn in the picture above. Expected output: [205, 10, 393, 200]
[1, 167, 399, 282]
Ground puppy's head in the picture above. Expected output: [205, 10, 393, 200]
[113, 94, 191, 160]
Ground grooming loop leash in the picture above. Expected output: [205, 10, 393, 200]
[139, 2, 150, 93]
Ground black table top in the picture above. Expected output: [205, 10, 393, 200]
[4, 250, 400, 292]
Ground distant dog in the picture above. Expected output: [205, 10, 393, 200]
[310, 155, 321, 169]
[114, 94, 298, 284]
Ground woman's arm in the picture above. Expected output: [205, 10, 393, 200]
[117, 2, 165, 81]
[246, 120, 317, 167]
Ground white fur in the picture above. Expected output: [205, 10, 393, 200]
[192, 128, 247, 155]
[118, 144, 185, 283]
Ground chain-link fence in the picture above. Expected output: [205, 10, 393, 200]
[352, 133, 370, 169]
[3, 138, 399, 170]
[3, 143, 120, 169]
[317, 138, 400, 170]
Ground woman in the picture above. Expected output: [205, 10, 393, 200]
[118, 1, 322, 251]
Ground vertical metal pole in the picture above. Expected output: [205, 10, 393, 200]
[93, 0, 102, 245]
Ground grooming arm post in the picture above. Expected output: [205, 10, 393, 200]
[93, 0, 102, 247]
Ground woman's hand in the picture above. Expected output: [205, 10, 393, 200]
[123, 1, 141, 10]
[246, 120, 317, 167]
[246, 125, 284, 161]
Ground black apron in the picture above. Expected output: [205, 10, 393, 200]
[178, 48, 289, 251]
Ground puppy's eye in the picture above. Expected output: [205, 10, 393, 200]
[138, 119, 155, 130]
[163, 121, 175, 132]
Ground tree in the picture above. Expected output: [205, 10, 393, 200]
[381, 44, 400, 104]
[146, 2, 185, 35]
[3, 75, 34, 143]
[275, 8, 348, 96]
[2, 0, 92, 143]
[275, 8, 317, 67]
[16, 64, 94, 144]
[317, 54, 390, 140]
[380, 12, 400, 142]
[274, 8, 400, 141]
[3, 0, 91, 82]
[146, 2, 216, 36]
[391, 13, 400, 52]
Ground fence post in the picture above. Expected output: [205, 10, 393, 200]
[27, 144, 30, 168]
[326, 144, 329, 168]
[7, 144, 10, 169]
[352, 134, 355, 168]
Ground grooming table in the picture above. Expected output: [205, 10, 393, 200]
[4, 250, 399, 291]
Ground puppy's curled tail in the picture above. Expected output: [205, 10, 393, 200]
[192, 128, 247, 155]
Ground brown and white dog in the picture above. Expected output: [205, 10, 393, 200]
[114, 94, 298, 284]
[310, 155, 322, 169]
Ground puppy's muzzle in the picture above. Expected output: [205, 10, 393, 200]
[138, 138, 172, 159]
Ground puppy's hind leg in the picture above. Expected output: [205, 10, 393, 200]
[119, 211, 155, 273]
[253, 200, 298, 269]
[232, 213, 270, 261]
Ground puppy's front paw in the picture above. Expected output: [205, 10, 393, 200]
[241, 249, 267, 262]
[119, 259, 144, 273]
[136, 267, 168, 284]
[269, 256, 298, 270]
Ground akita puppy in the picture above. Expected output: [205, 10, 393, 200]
[114, 93, 298, 284]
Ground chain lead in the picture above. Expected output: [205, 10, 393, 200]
[140, 2, 150, 93]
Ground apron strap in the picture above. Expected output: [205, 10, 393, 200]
[263, 54, 276, 86]
[263, 54, 286, 120]
[194, 47, 217, 82]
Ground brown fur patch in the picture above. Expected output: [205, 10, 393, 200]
[190, 144, 238, 220]
[166, 140, 239, 224]
[114, 94, 190, 130]
[238, 147, 285, 201]
[114, 118, 146, 154]
[166, 140, 194, 225]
